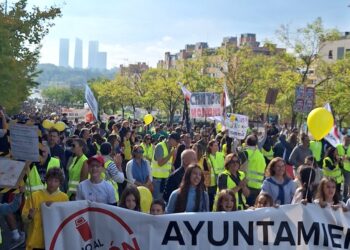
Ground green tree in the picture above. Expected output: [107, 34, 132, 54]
[0, 0, 61, 113]
[41, 86, 84, 107]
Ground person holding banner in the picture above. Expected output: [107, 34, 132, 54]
[314, 177, 346, 211]
[215, 189, 237, 212]
[119, 185, 141, 211]
[216, 153, 250, 210]
[166, 164, 209, 213]
[261, 157, 296, 205]
[22, 168, 68, 250]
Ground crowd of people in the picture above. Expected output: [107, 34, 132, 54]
[1, 105, 350, 249]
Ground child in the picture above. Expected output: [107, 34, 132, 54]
[292, 166, 316, 204]
[119, 185, 141, 211]
[150, 199, 165, 215]
[253, 192, 275, 209]
[314, 177, 347, 211]
[215, 189, 236, 212]
[22, 168, 68, 250]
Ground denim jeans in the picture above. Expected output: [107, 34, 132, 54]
[153, 178, 167, 200]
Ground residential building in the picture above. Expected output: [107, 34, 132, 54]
[320, 32, 350, 62]
[120, 62, 149, 76]
[59, 38, 69, 67]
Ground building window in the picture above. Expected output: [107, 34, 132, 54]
[337, 47, 345, 60]
[328, 50, 333, 59]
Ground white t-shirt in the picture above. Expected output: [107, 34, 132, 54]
[76, 179, 116, 204]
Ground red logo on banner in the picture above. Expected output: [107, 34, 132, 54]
[49, 207, 140, 250]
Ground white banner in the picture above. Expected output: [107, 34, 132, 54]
[324, 103, 342, 147]
[43, 201, 350, 250]
[190, 92, 222, 118]
[225, 113, 249, 139]
[85, 85, 99, 121]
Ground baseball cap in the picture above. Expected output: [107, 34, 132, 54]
[87, 155, 104, 166]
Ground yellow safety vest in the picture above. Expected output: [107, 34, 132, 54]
[124, 139, 132, 161]
[246, 148, 266, 189]
[208, 152, 225, 187]
[222, 144, 227, 156]
[151, 141, 172, 178]
[322, 157, 344, 184]
[337, 145, 350, 172]
[215, 170, 246, 210]
[141, 142, 154, 162]
[102, 159, 120, 202]
[68, 155, 88, 194]
[310, 141, 322, 162]
[261, 148, 274, 161]
[26, 157, 60, 193]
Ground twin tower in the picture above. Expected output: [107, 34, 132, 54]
[59, 38, 107, 70]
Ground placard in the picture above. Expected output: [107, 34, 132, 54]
[85, 85, 99, 121]
[190, 92, 222, 118]
[9, 123, 40, 162]
[225, 113, 249, 139]
[0, 159, 26, 188]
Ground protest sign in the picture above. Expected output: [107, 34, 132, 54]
[85, 85, 99, 121]
[293, 85, 315, 113]
[225, 113, 249, 139]
[0, 159, 26, 188]
[9, 123, 40, 162]
[43, 201, 350, 250]
[190, 92, 222, 118]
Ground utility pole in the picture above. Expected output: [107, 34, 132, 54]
[4, 0, 7, 15]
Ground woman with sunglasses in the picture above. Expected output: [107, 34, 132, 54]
[140, 135, 154, 163]
[126, 145, 153, 191]
[216, 153, 250, 210]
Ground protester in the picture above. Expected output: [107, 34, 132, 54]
[253, 192, 275, 208]
[289, 133, 312, 175]
[79, 128, 97, 158]
[48, 128, 66, 169]
[0, 187, 24, 215]
[217, 153, 249, 210]
[76, 155, 117, 205]
[215, 189, 236, 212]
[151, 132, 180, 199]
[126, 145, 153, 190]
[67, 138, 88, 198]
[314, 177, 346, 211]
[292, 166, 316, 204]
[150, 199, 165, 215]
[304, 156, 322, 185]
[22, 168, 68, 250]
[140, 134, 154, 162]
[337, 135, 350, 200]
[166, 164, 209, 213]
[173, 133, 191, 170]
[119, 185, 141, 211]
[163, 149, 197, 202]
[322, 147, 344, 195]
[261, 157, 296, 205]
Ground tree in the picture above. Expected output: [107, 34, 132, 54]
[0, 0, 61, 113]
[41, 86, 84, 107]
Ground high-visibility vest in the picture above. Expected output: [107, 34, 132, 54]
[102, 159, 119, 202]
[337, 145, 350, 172]
[216, 170, 246, 210]
[26, 157, 60, 193]
[208, 152, 225, 187]
[124, 139, 132, 161]
[222, 144, 227, 156]
[68, 155, 88, 194]
[322, 157, 344, 184]
[141, 143, 154, 161]
[246, 148, 266, 189]
[261, 148, 274, 161]
[151, 141, 172, 178]
[310, 141, 322, 162]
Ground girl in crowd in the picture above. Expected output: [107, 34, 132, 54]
[261, 157, 296, 205]
[217, 153, 249, 210]
[166, 164, 209, 213]
[292, 166, 316, 204]
[304, 156, 322, 186]
[191, 143, 210, 187]
[107, 134, 121, 154]
[254, 192, 275, 208]
[215, 189, 236, 212]
[206, 140, 225, 210]
[119, 185, 141, 211]
[314, 177, 347, 211]
[76, 155, 117, 205]
[150, 199, 165, 215]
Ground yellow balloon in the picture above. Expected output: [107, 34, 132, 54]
[144, 114, 153, 126]
[137, 186, 153, 213]
[42, 119, 54, 129]
[54, 121, 66, 132]
[307, 107, 334, 140]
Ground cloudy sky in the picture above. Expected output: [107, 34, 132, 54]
[9, 0, 350, 68]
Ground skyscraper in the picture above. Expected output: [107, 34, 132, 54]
[74, 38, 83, 69]
[97, 52, 107, 70]
[88, 40, 99, 69]
[59, 38, 69, 67]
